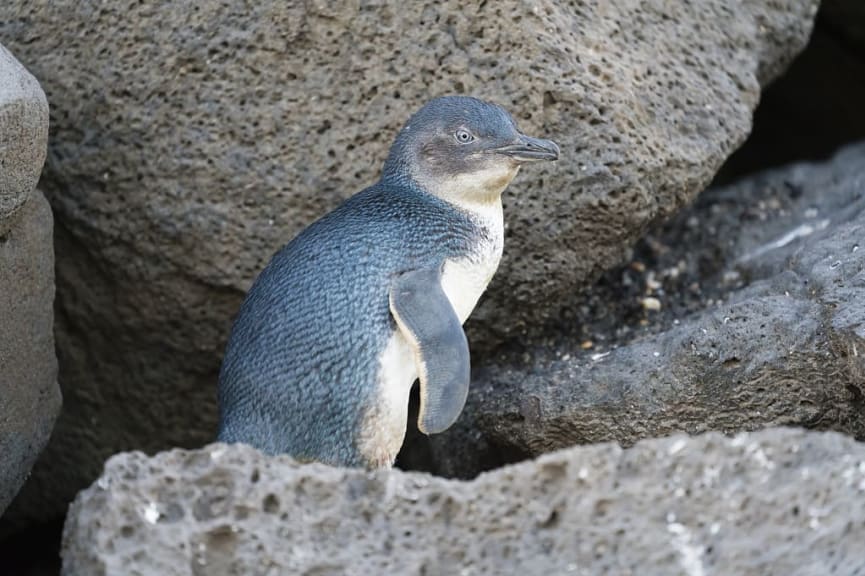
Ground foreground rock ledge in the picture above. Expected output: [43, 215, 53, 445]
[62, 428, 865, 575]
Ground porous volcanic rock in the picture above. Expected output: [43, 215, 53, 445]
[0, 0, 818, 523]
[62, 428, 865, 575]
[0, 44, 58, 517]
[0, 44, 48, 231]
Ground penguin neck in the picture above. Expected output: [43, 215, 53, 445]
[383, 164, 516, 217]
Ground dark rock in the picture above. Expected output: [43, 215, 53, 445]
[62, 428, 865, 575]
[417, 141, 865, 478]
[0, 43, 59, 518]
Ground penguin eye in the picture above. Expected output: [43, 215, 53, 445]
[454, 128, 475, 144]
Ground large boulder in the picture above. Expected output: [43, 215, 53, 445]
[62, 428, 865, 575]
[0, 44, 58, 517]
[414, 141, 865, 478]
[0, 0, 817, 523]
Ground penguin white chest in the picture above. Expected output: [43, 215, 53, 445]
[362, 200, 504, 467]
[440, 201, 505, 324]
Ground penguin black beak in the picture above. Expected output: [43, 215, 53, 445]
[494, 134, 560, 162]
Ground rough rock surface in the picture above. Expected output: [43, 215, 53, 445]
[0, 192, 60, 519]
[0, 0, 818, 525]
[0, 44, 58, 518]
[0, 44, 48, 232]
[62, 428, 865, 576]
[413, 141, 865, 478]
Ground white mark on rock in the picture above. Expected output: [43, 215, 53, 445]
[701, 465, 721, 487]
[738, 219, 830, 263]
[731, 434, 748, 448]
[578, 467, 589, 480]
[590, 352, 610, 362]
[142, 502, 160, 524]
[668, 438, 688, 456]
[745, 443, 775, 471]
[710, 523, 720, 535]
[210, 447, 225, 460]
[808, 506, 829, 530]
[667, 521, 706, 576]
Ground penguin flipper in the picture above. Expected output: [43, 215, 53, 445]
[389, 267, 470, 435]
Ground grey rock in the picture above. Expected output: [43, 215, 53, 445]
[0, 0, 818, 524]
[0, 191, 61, 517]
[420, 141, 865, 478]
[0, 42, 58, 519]
[61, 428, 865, 576]
[0, 43, 49, 234]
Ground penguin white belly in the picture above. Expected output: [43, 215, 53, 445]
[440, 201, 505, 323]
[361, 201, 504, 466]
[440, 248, 502, 323]
[361, 331, 418, 468]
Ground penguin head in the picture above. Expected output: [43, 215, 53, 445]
[382, 96, 560, 205]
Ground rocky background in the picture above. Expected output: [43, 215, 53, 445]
[0, 0, 864, 574]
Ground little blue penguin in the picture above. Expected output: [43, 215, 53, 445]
[218, 95, 559, 468]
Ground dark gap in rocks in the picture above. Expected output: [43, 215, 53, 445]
[397, 383, 530, 476]
[713, 9, 865, 185]
[0, 517, 63, 576]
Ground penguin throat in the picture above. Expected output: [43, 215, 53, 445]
[414, 164, 520, 209]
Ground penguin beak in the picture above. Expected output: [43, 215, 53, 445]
[494, 134, 560, 162]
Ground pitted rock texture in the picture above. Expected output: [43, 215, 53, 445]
[0, 191, 60, 517]
[417, 141, 865, 479]
[0, 43, 48, 234]
[62, 428, 865, 576]
[0, 0, 817, 524]
[0, 43, 58, 519]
